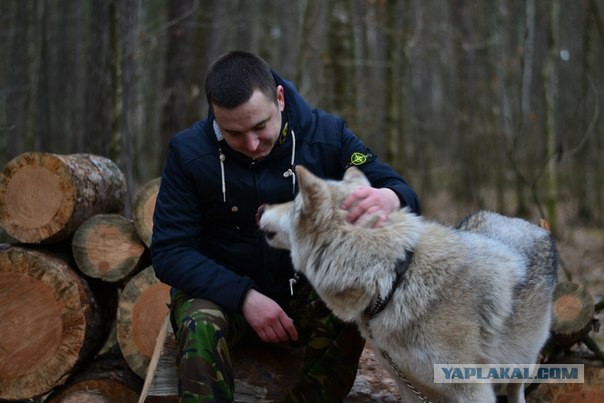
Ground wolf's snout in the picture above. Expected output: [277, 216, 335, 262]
[256, 204, 277, 240]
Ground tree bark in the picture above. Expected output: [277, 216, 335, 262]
[0, 152, 127, 243]
[133, 177, 161, 247]
[0, 245, 107, 401]
[72, 213, 146, 283]
[117, 266, 171, 379]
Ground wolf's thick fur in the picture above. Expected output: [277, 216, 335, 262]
[258, 166, 559, 403]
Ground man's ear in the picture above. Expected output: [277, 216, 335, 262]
[276, 85, 285, 112]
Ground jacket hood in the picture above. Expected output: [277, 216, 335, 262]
[272, 71, 315, 134]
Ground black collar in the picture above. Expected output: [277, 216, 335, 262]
[364, 251, 414, 318]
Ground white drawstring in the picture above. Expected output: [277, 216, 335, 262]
[282, 129, 296, 194]
[214, 120, 228, 203]
[219, 149, 226, 202]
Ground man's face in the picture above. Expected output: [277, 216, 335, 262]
[213, 86, 285, 160]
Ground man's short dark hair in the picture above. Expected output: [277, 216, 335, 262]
[205, 51, 277, 109]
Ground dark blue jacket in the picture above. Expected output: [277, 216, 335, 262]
[151, 72, 420, 313]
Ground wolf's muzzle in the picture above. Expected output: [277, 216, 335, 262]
[256, 204, 276, 240]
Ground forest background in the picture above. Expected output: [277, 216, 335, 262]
[0, 1, 602, 294]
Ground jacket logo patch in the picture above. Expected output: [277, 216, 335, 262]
[350, 152, 368, 166]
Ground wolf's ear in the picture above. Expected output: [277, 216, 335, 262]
[343, 167, 370, 186]
[295, 165, 328, 211]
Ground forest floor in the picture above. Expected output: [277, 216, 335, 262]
[344, 193, 604, 402]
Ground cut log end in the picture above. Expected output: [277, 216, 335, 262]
[117, 266, 171, 379]
[72, 214, 146, 283]
[551, 281, 595, 347]
[0, 272, 64, 379]
[0, 153, 76, 243]
[0, 152, 127, 244]
[0, 246, 105, 400]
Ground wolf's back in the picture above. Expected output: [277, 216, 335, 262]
[457, 210, 559, 289]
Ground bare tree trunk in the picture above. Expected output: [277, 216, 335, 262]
[236, 0, 260, 53]
[277, 1, 302, 81]
[160, 0, 196, 158]
[543, 0, 560, 234]
[33, 0, 51, 152]
[577, 0, 603, 223]
[5, 0, 31, 160]
[326, 0, 355, 118]
[516, 0, 536, 217]
[295, 0, 329, 104]
[405, 0, 431, 194]
[452, 0, 480, 204]
[85, 0, 112, 156]
[118, 0, 140, 217]
[384, 0, 410, 173]
[109, 0, 123, 164]
[494, 0, 514, 213]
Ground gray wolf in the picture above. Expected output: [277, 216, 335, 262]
[257, 165, 559, 403]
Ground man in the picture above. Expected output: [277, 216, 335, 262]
[151, 50, 420, 402]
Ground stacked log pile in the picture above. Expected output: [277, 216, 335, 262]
[0, 152, 311, 403]
[0, 152, 165, 402]
[1, 152, 602, 402]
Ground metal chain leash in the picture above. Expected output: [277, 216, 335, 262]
[381, 350, 433, 403]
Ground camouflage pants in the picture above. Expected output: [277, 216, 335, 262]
[170, 285, 365, 403]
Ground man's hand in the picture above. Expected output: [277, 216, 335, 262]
[242, 288, 298, 343]
[341, 187, 400, 228]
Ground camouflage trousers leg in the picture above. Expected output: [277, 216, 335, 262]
[283, 287, 365, 403]
[170, 287, 364, 403]
[171, 291, 249, 403]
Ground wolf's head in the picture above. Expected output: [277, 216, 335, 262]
[257, 165, 370, 251]
[258, 165, 421, 322]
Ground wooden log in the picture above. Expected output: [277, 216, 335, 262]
[133, 177, 160, 247]
[117, 266, 171, 379]
[526, 361, 604, 403]
[138, 315, 305, 403]
[0, 152, 127, 244]
[72, 213, 147, 283]
[551, 281, 595, 347]
[46, 353, 142, 403]
[137, 318, 403, 403]
[0, 245, 107, 401]
[138, 315, 172, 403]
